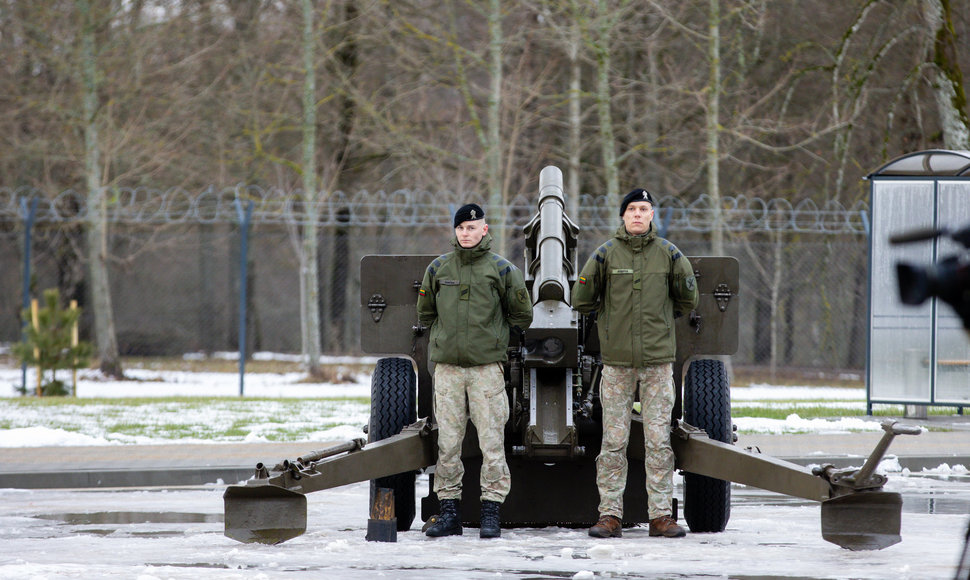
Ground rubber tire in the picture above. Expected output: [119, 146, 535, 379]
[682, 358, 732, 533]
[369, 357, 417, 531]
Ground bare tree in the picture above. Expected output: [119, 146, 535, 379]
[300, 0, 323, 378]
[78, 0, 122, 377]
[592, 0, 628, 206]
[485, 0, 507, 254]
[528, 0, 593, 215]
[923, 0, 970, 149]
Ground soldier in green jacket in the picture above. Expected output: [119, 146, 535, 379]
[572, 188, 698, 540]
[416, 203, 534, 539]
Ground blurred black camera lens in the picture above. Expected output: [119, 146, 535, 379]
[896, 256, 965, 305]
[892, 224, 970, 329]
[895, 263, 931, 305]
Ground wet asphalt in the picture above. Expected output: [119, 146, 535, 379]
[2, 414, 969, 490]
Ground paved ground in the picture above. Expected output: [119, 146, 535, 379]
[3, 414, 969, 489]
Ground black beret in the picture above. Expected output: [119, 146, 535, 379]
[619, 188, 655, 216]
[454, 203, 485, 227]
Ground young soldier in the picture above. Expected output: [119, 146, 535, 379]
[416, 203, 534, 538]
[572, 188, 698, 539]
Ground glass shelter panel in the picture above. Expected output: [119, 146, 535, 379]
[934, 182, 970, 405]
[869, 181, 935, 402]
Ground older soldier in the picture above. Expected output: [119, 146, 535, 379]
[572, 188, 698, 539]
[416, 203, 533, 539]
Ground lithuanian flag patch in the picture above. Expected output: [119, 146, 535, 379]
[578, 276, 587, 285]
[418, 288, 427, 296]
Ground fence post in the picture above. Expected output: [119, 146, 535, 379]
[234, 198, 254, 396]
[70, 299, 79, 397]
[19, 197, 37, 395]
[30, 298, 40, 396]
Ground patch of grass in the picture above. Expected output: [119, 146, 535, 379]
[732, 405, 854, 420]
[0, 395, 372, 443]
[732, 365, 864, 388]
[732, 404, 963, 420]
[0, 396, 369, 407]
[121, 356, 372, 383]
[0, 354, 374, 383]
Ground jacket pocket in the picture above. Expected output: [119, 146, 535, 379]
[605, 269, 635, 362]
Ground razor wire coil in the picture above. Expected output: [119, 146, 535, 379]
[0, 185, 870, 234]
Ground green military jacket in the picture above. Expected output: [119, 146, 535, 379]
[572, 224, 697, 367]
[417, 233, 533, 367]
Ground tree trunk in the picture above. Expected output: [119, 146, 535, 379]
[567, 0, 582, 219]
[595, 0, 619, 207]
[768, 229, 783, 380]
[487, 0, 506, 256]
[707, 0, 724, 257]
[79, 0, 121, 378]
[301, 0, 323, 378]
[923, 0, 970, 150]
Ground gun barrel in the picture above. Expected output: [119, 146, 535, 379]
[531, 166, 574, 303]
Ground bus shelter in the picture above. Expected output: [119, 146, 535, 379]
[867, 149, 970, 414]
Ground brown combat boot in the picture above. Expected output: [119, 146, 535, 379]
[588, 515, 622, 538]
[649, 515, 686, 538]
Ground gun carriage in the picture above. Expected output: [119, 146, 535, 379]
[224, 166, 917, 551]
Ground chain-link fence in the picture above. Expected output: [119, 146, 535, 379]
[0, 186, 869, 372]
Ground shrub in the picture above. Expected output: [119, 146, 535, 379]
[13, 289, 92, 396]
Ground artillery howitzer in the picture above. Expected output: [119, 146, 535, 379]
[224, 166, 918, 550]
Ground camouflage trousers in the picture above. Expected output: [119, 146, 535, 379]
[596, 363, 675, 520]
[432, 362, 511, 503]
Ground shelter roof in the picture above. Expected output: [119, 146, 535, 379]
[868, 149, 970, 177]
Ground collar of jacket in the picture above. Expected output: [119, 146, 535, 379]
[614, 223, 656, 251]
[451, 232, 493, 264]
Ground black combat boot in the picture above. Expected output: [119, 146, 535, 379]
[425, 499, 462, 537]
[480, 500, 501, 538]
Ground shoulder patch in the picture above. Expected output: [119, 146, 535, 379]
[491, 253, 517, 271]
[669, 244, 682, 261]
[429, 254, 447, 276]
[593, 241, 612, 264]
[516, 288, 529, 304]
[490, 253, 516, 276]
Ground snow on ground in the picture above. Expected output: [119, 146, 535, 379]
[732, 384, 864, 400]
[3, 366, 372, 399]
[0, 476, 967, 579]
[1, 357, 968, 578]
[0, 359, 374, 447]
[733, 414, 886, 434]
[0, 360, 931, 447]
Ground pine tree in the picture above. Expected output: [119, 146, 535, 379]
[13, 289, 92, 396]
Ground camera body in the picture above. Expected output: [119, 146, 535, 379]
[894, 225, 970, 329]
